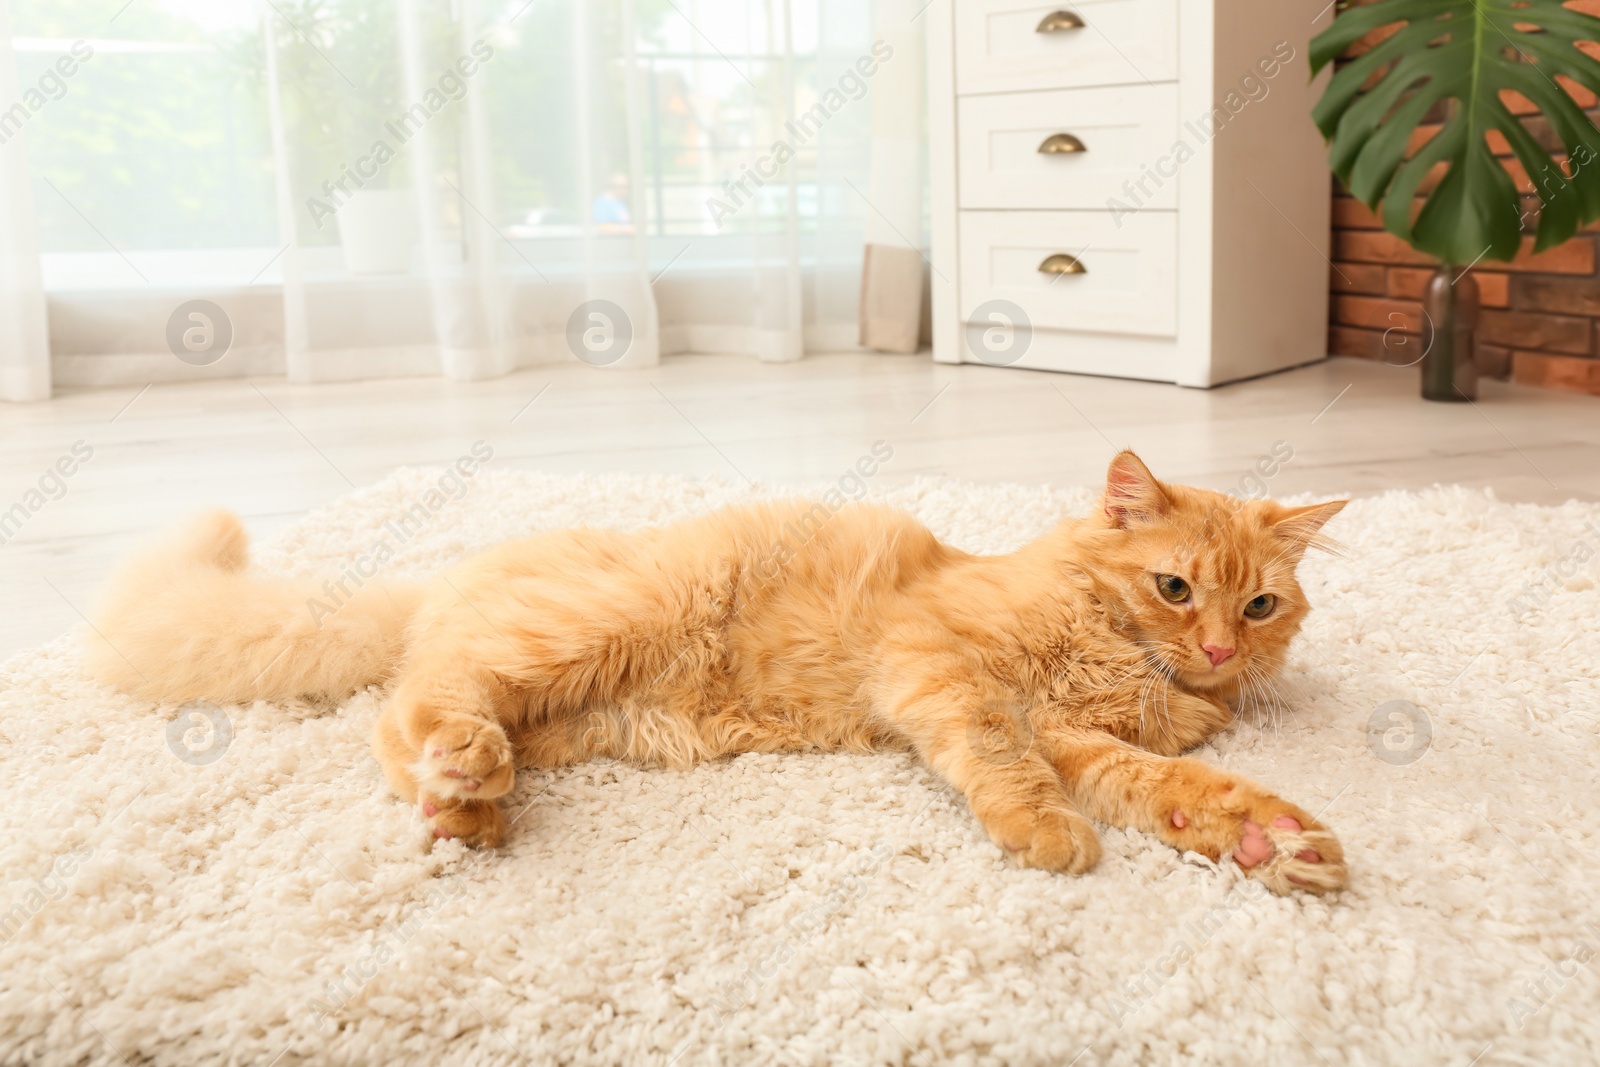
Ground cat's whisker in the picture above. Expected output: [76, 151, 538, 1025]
[1256, 544, 1300, 576]
[1157, 657, 1178, 736]
[1232, 666, 1260, 733]
[1136, 668, 1159, 743]
[1241, 668, 1266, 735]
[1237, 662, 1293, 741]
[1136, 654, 1179, 745]
[1080, 652, 1150, 724]
[1241, 671, 1267, 729]
[1246, 667, 1266, 721]
[1140, 693, 1151, 745]
[1256, 674, 1279, 739]
[1099, 656, 1153, 695]
[1263, 665, 1303, 730]
[1137, 650, 1181, 741]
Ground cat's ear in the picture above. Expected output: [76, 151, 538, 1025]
[1103, 451, 1169, 527]
[1271, 499, 1346, 555]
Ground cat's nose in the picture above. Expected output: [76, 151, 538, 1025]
[1202, 643, 1235, 666]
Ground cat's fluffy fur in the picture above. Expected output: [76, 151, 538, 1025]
[87, 453, 1348, 894]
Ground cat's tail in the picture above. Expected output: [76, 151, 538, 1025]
[85, 509, 423, 705]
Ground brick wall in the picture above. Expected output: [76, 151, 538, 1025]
[1326, 29, 1600, 396]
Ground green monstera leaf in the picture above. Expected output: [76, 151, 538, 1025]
[1311, 0, 1600, 266]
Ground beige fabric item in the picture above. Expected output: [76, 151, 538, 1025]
[857, 0, 928, 355]
[858, 242, 926, 353]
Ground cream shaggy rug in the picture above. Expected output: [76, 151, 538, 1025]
[2, 467, 1598, 1067]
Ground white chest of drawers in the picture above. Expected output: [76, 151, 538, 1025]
[926, 0, 1332, 387]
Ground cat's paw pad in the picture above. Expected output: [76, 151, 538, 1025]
[415, 719, 515, 800]
[422, 795, 505, 848]
[1164, 775, 1346, 895]
[988, 805, 1102, 874]
[1235, 813, 1346, 894]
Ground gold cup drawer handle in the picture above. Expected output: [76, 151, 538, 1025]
[1038, 253, 1087, 275]
[1037, 132, 1086, 154]
[1035, 9, 1086, 32]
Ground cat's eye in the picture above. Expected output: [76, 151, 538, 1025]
[1243, 593, 1277, 619]
[1154, 574, 1190, 603]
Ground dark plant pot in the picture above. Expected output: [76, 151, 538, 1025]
[1420, 268, 1479, 401]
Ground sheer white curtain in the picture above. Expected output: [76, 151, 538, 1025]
[0, 2, 50, 403]
[9, 0, 907, 391]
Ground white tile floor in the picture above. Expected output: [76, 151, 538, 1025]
[4, 352, 1598, 661]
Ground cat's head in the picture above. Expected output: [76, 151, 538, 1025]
[1093, 451, 1344, 693]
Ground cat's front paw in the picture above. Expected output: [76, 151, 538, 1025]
[1161, 767, 1346, 894]
[982, 803, 1102, 874]
[1230, 812, 1345, 894]
[422, 794, 505, 848]
[414, 717, 515, 801]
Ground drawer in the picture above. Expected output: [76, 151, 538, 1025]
[958, 210, 1176, 337]
[955, 0, 1178, 95]
[957, 83, 1179, 210]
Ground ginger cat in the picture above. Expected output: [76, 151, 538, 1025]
[88, 453, 1347, 894]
